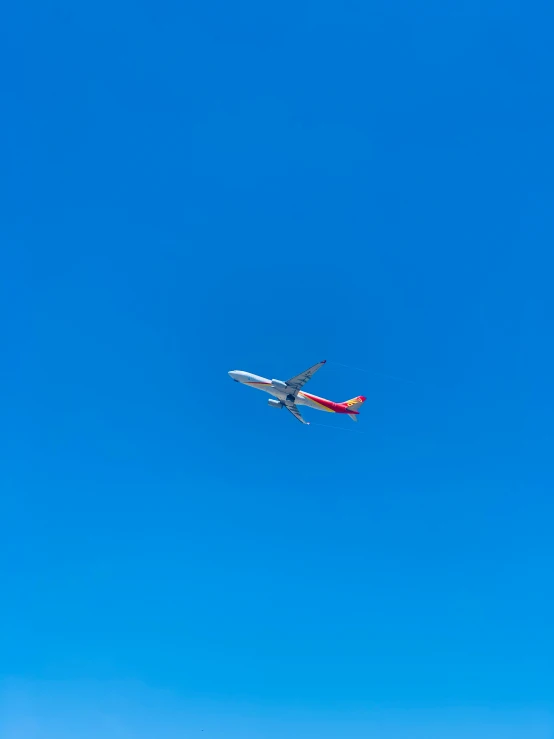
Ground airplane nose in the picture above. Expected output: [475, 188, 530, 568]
[228, 371, 240, 382]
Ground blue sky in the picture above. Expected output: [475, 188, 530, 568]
[1, 1, 553, 737]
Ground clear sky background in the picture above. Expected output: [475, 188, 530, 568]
[1, 1, 553, 737]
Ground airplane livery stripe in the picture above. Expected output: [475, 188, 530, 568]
[301, 392, 337, 412]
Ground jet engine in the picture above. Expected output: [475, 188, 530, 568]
[268, 399, 283, 409]
[271, 379, 287, 390]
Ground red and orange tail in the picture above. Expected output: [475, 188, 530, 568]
[343, 395, 367, 422]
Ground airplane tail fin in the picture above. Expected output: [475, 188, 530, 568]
[343, 395, 366, 421]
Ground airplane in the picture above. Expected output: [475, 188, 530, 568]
[228, 360, 366, 425]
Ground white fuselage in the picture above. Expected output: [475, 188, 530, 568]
[227, 370, 335, 413]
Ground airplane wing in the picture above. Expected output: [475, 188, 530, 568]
[284, 402, 309, 425]
[286, 360, 326, 393]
